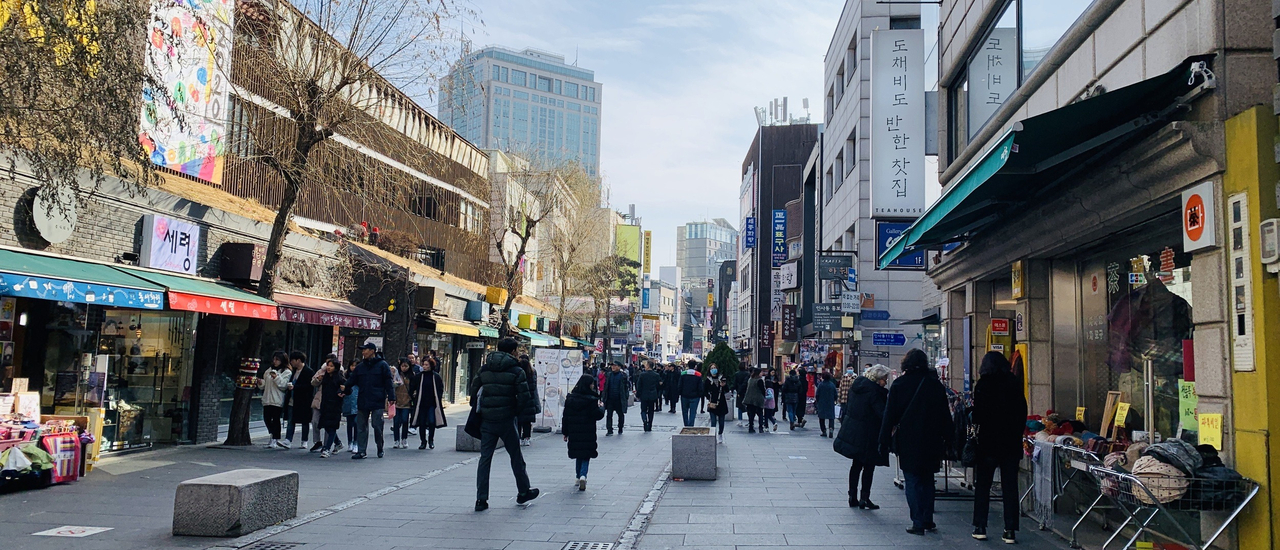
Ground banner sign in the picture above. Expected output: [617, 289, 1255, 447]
[771, 210, 787, 267]
[870, 29, 925, 218]
[779, 262, 798, 290]
[813, 303, 842, 331]
[871, 332, 907, 346]
[876, 221, 925, 270]
[819, 255, 853, 280]
[0, 273, 164, 310]
[141, 214, 201, 275]
[781, 305, 798, 341]
[743, 217, 757, 249]
[533, 348, 583, 432]
[966, 27, 1018, 137]
[770, 269, 783, 321]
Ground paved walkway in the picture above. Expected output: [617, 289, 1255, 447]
[1, 402, 1080, 550]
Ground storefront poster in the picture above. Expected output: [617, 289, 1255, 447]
[0, 322, 10, 341]
[533, 348, 583, 432]
[1178, 380, 1198, 430]
[1198, 413, 1222, 449]
[0, 297, 13, 320]
[1114, 402, 1131, 427]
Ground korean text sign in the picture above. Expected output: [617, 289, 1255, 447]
[141, 214, 201, 275]
[870, 29, 925, 218]
[771, 210, 787, 267]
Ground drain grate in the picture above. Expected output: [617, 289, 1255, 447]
[244, 543, 306, 550]
[563, 543, 615, 550]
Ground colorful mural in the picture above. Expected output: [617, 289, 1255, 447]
[138, 0, 234, 184]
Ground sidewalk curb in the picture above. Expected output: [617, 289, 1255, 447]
[616, 461, 673, 550]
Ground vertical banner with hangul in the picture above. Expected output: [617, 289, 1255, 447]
[771, 210, 787, 267]
[870, 29, 925, 219]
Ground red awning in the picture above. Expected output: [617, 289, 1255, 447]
[274, 292, 382, 330]
[168, 291, 278, 319]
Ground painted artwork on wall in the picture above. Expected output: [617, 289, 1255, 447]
[138, 0, 235, 184]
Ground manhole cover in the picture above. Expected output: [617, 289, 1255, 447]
[562, 543, 615, 550]
[244, 543, 306, 550]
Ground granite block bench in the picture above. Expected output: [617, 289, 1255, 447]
[173, 469, 298, 537]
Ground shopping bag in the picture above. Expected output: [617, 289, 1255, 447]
[463, 388, 483, 439]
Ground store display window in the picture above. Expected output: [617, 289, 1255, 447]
[96, 310, 195, 451]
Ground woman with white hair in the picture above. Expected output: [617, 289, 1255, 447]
[833, 364, 892, 509]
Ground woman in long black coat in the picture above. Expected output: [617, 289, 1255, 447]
[878, 349, 954, 535]
[969, 352, 1028, 543]
[314, 355, 346, 458]
[409, 360, 447, 450]
[562, 374, 605, 491]
[833, 365, 890, 509]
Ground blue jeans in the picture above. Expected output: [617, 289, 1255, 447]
[903, 470, 937, 529]
[785, 403, 797, 423]
[393, 408, 411, 440]
[575, 458, 590, 478]
[323, 428, 338, 451]
[680, 398, 699, 427]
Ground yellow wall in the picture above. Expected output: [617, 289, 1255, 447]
[1225, 105, 1280, 549]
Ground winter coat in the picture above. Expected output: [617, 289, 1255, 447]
[815, 379, 838, 420]
[313, 368, 346, 430]
[678, 370, 703, 400]
[664, 370, 681, 399]
[782, 374, 803, 405]
[393, 367, 417, 408]
[603, 370, 630, 411]
[733, 370, 750, 407]
[345, 357, 394, 412]
[764, 379, 779, 410]
[971, 370, 1028, 462]
[410, 370, 447, 429]
[878, 367, 954, 474]
[705, 378, 729, 417]
[469, 351, 537, 423]
[342, 385, 359, 416]
[742, 376, 766, 408]
[562, 390, 606, 460]
[289, 366, 316, 419]
[834, 377, 889, 465]
[259, 367, 291, 407]
[634, 370, 662, 402]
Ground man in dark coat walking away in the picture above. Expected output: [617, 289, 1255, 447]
[833, 365, 890, 509]
[634, 361, 661, 432]
[677, 361, 704, 427]
[344, 343, 394, 459]
[665, 364, 681, 413]
[602, 362, 630, 435]
[878, 349, 954, 535]
[969, 352, 1028, 543]
[733, 367, 750, 425]
[469, 338, 540, 511]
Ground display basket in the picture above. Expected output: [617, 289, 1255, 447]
[1087, 465, 1259, 550]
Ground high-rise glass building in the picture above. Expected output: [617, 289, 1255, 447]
[676, 219, 739, 288]
[441, 46, 602, 177]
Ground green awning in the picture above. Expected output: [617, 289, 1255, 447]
[116, 267, 278, 319]
[518, 329, 559, 347]
[476, 325, 499, 338]
[0, 248, 166, 309]
[879, 55, 1215, 269]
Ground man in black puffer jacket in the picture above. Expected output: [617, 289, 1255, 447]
[468, 338, 539, 511]
[633, 361, 662, 432]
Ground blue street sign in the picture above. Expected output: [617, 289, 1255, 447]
[642, 288, 650, 309]
[743, 217, 757, 249]
[871, 332, 907, 346]
[771, 210, 787, 267]
[847, 268, 857, 285]
[861, 309, 891, 321]
[876, 221, 926, 270]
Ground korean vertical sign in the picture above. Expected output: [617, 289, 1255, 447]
[870, 29, 925, 218]
[967, 28, 1017, 138]
[771, 209, 787, 267]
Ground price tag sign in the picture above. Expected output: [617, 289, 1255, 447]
[1114, 402, 1131, 427]
[1178, 380, 1198, 430]
[1075, 407, 1087, 422]
[1199, 413, 1223, 450]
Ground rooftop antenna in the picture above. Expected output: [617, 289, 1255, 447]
[802, 98, 810, 120]
[574, 46, 579, 66]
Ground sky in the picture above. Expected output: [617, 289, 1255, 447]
[456, 0, 847, 268]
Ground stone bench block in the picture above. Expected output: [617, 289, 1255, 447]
[173, 468, 298, 537]
[456, 427, 504, 452]
[671, 427, 716, 480]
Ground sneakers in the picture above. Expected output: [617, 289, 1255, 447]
[475, 500, 488, 512]
[972, 527, 988, 540]
[320, 450, 331, 458]
[578, 476, 587, 491]
[264, 439, 277, 449]
[1001, 530, 1016, 544]
[772, 423, 778, 432]
[717, 432, 724, 444]
[280, 439, 292, 449]
[392, 438, 400, 449]
[520, 438, 531, 446]
[351, 452, 366, 459]
[310, 441, 323, 453]
[516, 488, 540, 504]
[334, 441, 343, 452]
[348, 445, 358, 453]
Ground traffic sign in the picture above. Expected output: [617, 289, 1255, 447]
[860, 350, 890, 358]
[871, 332, 906, 346]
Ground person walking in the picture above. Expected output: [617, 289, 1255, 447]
[283, 351, 314, 449]
[706, 372, 730, 443]
[341, 360, 359, 453]
[762, 371, 780, 431]
[634, 361, 661, 431]
[313, 355, 346, 458]
[970, 352, 1028, 544]
[345, 343, 394, 459]
[733, 366, 750, 426]
[833, 364, 890, 509]
[677, 362, 704, 427]
[409, 355, 446, 449]
[562, 374, 605, 491]
[741, 368, 766, 433]
[794, 368, 811, 428]
[837, 364, 861, 410]
[259, 351, 291, 449]
[879, 349, 954, 535]
[602, 362, 629, 435]
[783, 369, 803, 430]
[703, 364, 725, 430]
[665, 364, 680, 413]
[518, 355, 537, 446]
[470, 338, 540, 511]
[391, 358, 416, 449]
[815, 373, 838, 438]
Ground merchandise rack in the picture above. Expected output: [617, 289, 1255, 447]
[1087, 465, 1259, 550]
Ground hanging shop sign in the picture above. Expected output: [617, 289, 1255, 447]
[871, 332, 906, 347]
[0, 273, 164, 309]
[1011, 260, 1025, 299]
[743, 217, 757, 249]
[966, 27, 1018, 138]
[870, 29, 925, 218]
[1182, 181, 1217, 252]
[31, 185, 78, 244]
[771, 269, 783, 321]
[819, 255, 853, 280]
[991, 318, 1010, 336]
[813, 303, 842, 331]
[140, 214, 201, 275]
[781, 305, 798, 341]
[876, 221, 925, 270]
[841, 291, 861, 314]
[778, 262, 799, 290]
[861, 309, 890, 321]
[771, 210, 787, 267]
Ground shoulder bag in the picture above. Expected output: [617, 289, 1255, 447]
[463, 387, 483, 439]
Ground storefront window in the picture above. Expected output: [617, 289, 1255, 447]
[1079, 235, 1192, 440]
[96, 309, 195, 451]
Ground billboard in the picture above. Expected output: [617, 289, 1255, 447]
[139, 0, 235, 184]
[870, 29, 925, 218]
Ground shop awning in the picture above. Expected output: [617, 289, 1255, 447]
[432, 317, 480, 337]
[564, 336, 593, 348]
[0, 248, 165, 309]
[275, 292, 381, 330]
[117, 267, 277, 319]
[901, 313, 941, 326]
[879, 55, 1216, 269]
[519, 329, 559, 347]
[476, 324, 499, 338]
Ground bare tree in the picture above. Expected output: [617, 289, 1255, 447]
[540, 166, 606, 337]
[579, 254, 640, 364]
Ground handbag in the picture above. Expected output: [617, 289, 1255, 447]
[463, 388, 483, 439]
[960, 424, 980, 467]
